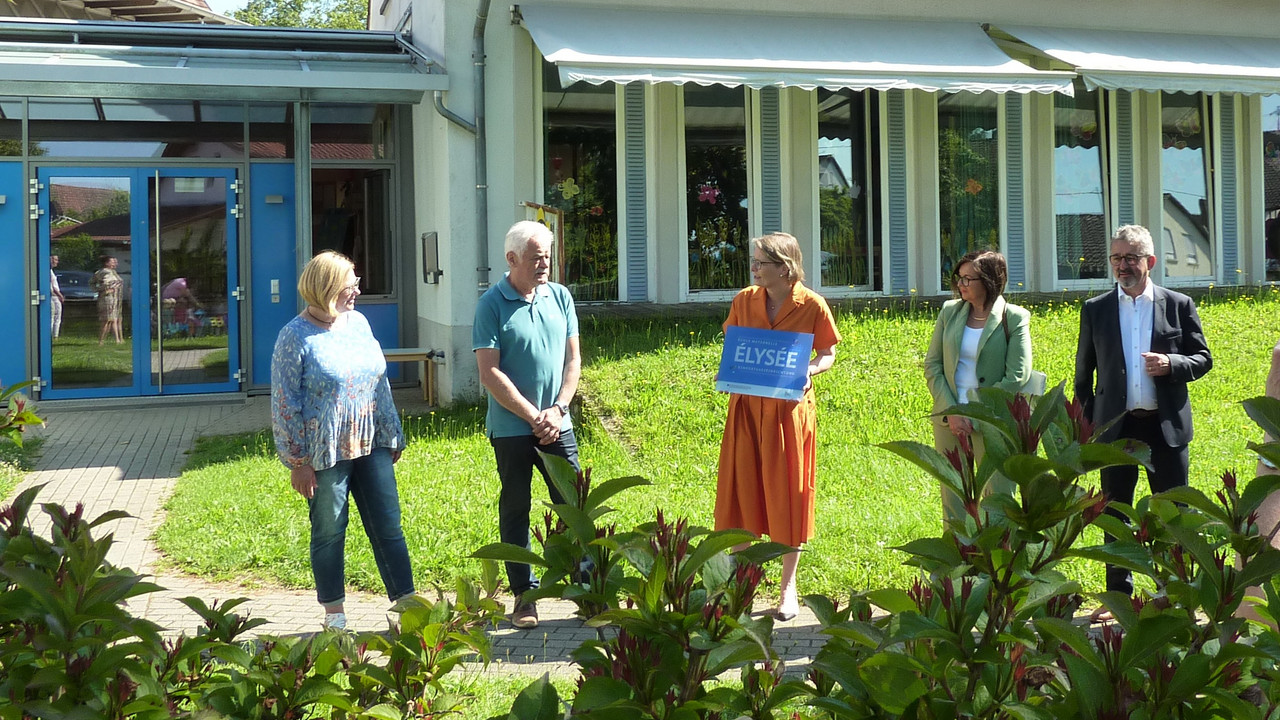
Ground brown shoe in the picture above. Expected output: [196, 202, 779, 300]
[512, 596, 539, 629]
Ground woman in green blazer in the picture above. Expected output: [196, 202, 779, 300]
[924, 250, 1033, 521]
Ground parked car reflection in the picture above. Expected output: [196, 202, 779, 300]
[54, 270, 98, 301]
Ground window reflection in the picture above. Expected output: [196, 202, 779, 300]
[311, 103, 393, 160]
[312, 168, 392, 295]
[543, 63, 618, 302]
[28, 99, 246, 158]
[1263, 95, 1280, 281]
[685, 85, 748, 291]
[1160, 92, 1212, 278]
[817, 89, 880, 289]
[1054, 86, 1109, 281]
[938, 92, 1000, 288]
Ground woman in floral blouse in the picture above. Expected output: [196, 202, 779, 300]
[271, 250, 414, 631]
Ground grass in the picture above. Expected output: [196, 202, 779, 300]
[156, 288, 1280, 603]
[0, 436, 44, 501]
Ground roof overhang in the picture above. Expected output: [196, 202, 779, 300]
[999, 25, 1280, 95]
[520, 4, 1074, 95]
[0, 18, 446, 103]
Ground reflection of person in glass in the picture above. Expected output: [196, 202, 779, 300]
[91, 255, 124, 345]
[270, 250, 414, 632]
[715, 232, 841, 622]
[49, 254, 64, 340]
[162, 277, 202, 336]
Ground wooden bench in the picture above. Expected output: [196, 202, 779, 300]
[382, 348, 442, 404]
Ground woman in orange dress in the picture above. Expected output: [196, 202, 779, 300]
[715, 232, 840, 620]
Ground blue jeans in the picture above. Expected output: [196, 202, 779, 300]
[490, 429, 580, 597]
[308, 447, 415, 605]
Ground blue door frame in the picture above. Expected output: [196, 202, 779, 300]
[37, 167, 241, 399]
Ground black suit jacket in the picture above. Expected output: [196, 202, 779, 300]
[1074, 285, 1212, 446]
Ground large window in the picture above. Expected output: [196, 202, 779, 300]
[1054, 85, 1109, 281]
[28, 99, 245, 158]
[311, 104, 396, 295]
[938, 92, 1000, 288]
[543, 64, 618, 302]
[817, 89, 881, 289]
[1160, 92, 1213, 280]
[1263, 95, 1280, 281]
[685, 85, 749, 291]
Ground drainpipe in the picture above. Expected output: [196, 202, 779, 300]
[430, 0, 491, 291]
[472, 0, 491, 290]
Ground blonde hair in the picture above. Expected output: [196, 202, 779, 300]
[298, 250, 355, 315]
[754, 232, 805, 284]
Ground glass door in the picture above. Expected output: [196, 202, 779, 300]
[147, 170, 240, 394]
[38, 167, 241, 399]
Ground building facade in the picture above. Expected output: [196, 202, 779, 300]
[372, 0, 1280, 404]
[10, 0, 1280, 406]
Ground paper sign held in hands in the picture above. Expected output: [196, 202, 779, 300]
[716, 325, 814, 401]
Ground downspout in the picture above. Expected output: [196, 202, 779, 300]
[472, 0, 491, 290]
[430, 0, 491, 291]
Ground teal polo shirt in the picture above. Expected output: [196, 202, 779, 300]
[472, 274, 578, 438]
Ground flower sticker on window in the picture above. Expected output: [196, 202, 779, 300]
[558, 178, 580, 199]
[964, 178, 983, 195]
[697, 183, 721, 204]
[589, 205, 604, 216]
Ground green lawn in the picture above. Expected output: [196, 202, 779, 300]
[0, 437, 43, 501]
[155, 288, 1280, 603]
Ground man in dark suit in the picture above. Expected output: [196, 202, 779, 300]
[1075, 224, 1212, 598]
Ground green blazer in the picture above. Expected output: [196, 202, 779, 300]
[924, 296, 1033, 417]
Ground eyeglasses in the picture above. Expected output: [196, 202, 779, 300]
[342, 277, 361, 293]
[750, 259, 782, 269]
[955, 275, 982, 287]
[1108, 254, 1146, 266]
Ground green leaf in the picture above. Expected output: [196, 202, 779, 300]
[505, 675, 563, 720]
[1116, 615, 1185, 671]
[858, 652, 929, 715]
[360, 704, 404, 720]
[1241, 474, 1280, 518]
[572, 676, 636, 714]
[537, 452, 582, 507]
[1243, 396, 1280, 441]
[1165, 652, 1211, 705]
[685, 529, 756, 580]
[878, 439, 962, 485]
[1061, 651, 1107, 720]
[866, 588, 916, 614]
[894, 537, 963, 567]
[471, 542, 548, 568]
[1035, 617, 1104, 673]
[583, 475, 651, 516]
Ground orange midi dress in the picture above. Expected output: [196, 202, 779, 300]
[715, 283, 841, 547]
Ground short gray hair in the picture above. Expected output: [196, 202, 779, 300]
[504, 220, 553, 257]
[1112, 224, 1155, 257]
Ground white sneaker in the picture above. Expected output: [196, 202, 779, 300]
[323, 612, 347, 631]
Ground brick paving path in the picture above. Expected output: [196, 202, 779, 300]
[7, 391, 826, 678]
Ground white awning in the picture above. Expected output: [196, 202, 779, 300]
[521, 5, 1074, 95]
[1000, 25, 1280, 95]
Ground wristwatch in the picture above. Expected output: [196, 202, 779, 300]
[553, 400, 570, 415]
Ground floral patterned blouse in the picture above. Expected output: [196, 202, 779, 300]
[270, 310, 404, 471]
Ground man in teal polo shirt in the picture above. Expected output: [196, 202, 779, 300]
[473, 220, 581, 630]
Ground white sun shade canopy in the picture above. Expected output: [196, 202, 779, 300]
[521, 5, 1074, 95]
[1002, 25, 1280, 95]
